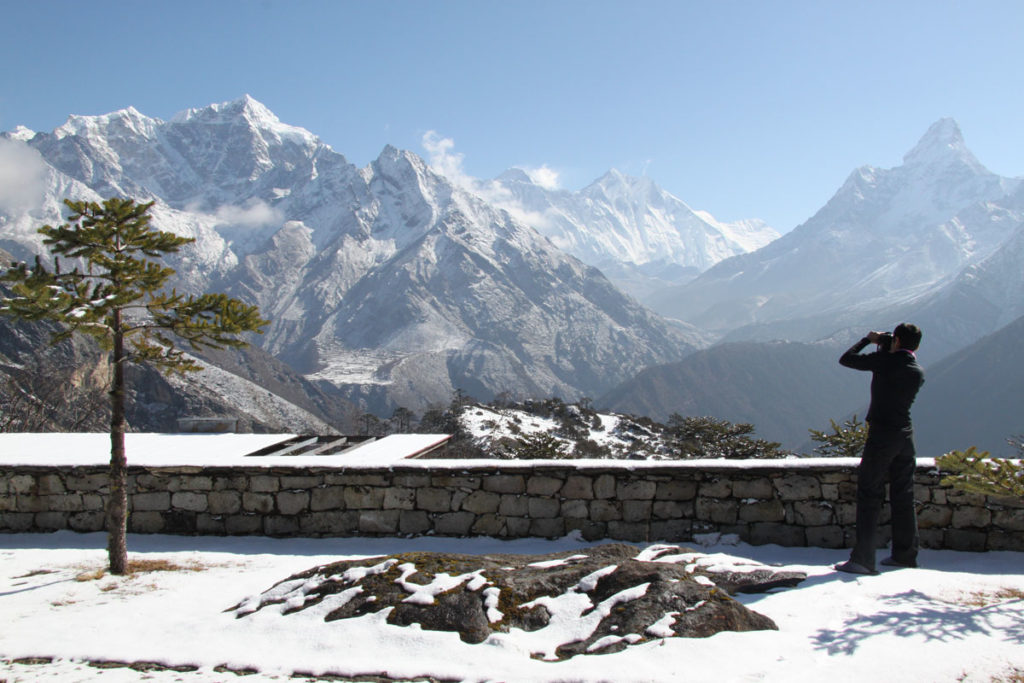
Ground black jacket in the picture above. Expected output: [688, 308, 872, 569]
[840, 338, 925, 432]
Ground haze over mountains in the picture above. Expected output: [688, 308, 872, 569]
[1, 97, 1021, 454]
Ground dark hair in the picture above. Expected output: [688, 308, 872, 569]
[894, 322, 922, 351]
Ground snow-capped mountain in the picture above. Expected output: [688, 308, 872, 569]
[650, 119, 1023, 342]
[485, 168, 778, 302]
[1, 97, 699, 416]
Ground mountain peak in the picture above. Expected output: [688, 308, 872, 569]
[902, 118, 976, 168]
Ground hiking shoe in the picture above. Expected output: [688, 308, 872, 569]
[880, 556, 918, 568]
[833, 560, 879, 576]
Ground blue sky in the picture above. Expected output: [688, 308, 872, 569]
[2, 0, 1022, 232]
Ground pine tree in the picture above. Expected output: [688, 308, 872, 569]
[936, 444, 1024, 499]
[807, 415, 867, 458]
[1, 198, 268, 574]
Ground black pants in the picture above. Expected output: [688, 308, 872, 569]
[849, 427, 920, 570]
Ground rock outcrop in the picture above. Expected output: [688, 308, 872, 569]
[230, 543, 802, 660]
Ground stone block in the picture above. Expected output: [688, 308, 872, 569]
[359, 510, 400, 534]
[49, 493, 84, 512]
[265, 515, 300, 536]
[560, 475, 594, 499]
[590, 500, 622, 522]
[36, 474, 65, 495]
[945, 489, 987, 506]
[472, 514, 504, 536]
[68, 511, 104, 532]
[820, 484, 840, 501]
[417, 488, 452, 512]
[945, 529, 987, 552]
[482, 474, 526, 494]
[130, 510, 165, 533]
[16, 496, 48, 512]
[162, 510, 197, 534]
[133, 491, 170, 512]
[431, 475, 480, 489]
[649, 519, 692, 542]
[622, 500, 652, 522]
[774, 475, 821, 501]
[434, 511, 475, 535]
[344, 486, 385, 509]
[578, 521, 608, 541]
[0, 494, 14, 512]
[749, 522, 805, 547]
[2, 512, 34, 532]
[34, 511, 68, 530]
[918, 528, 944, 549]
[498, 495, 529, 516]
[593, 474, 617, 499]
[10, 474, 36, 495]
[917, 504, 952, 529]
[171, 491, 208, 512]
[805, 525, 845, 548]
[225, 514, 264, 535]
[310, 487, 344, 511]
[461, 490, 501, 514]
[177, 475, 213, 491]
[527, 475, 564, 496]
[196, 514, 226, 535]
[280, 475, 321, 489]
[249, 476, 280, 493]
[732, 477, 773, 500]
[504, 517, 531, 537]
[242, 492, 274, 514]
[64, 472, 107, 492]
[346, 474, 392, 486]
[399, 510, 432, 535]
[838, 481, 858, 501]
[792, 501, 835, 526]
[82, 494, 104, 511]
[652, 500, 691, 519]
[655, 480, 698, 501]
[738, 499, 785, 523]
[561, 499, 589, 518]
[699, 478, 732, 498]
[608, 521, 649, 542]
[383, 487, 416, 510]
[529, 517, 565, 538]
[277, 491, 310, 516]
[299, 511, 358, 535]
[987, 531, 1024, 552]
[528, 497, 561, 519]
[993, 509, 1024, 531]
[913, 484, 932, 503]
[391, 473, 431, 488]
[834, 502, 857, 525]
[695, 497, 738, 524]
[618, 479, 657, 500]
[208, 491, 242, 515]
[451, 490, 470, 511]
[952, 507, 991, 529]
[212, 475, 248, 491]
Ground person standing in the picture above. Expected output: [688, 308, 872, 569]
[834, 323, 925, 575]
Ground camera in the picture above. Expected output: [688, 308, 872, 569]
[877, 332, 894, 348]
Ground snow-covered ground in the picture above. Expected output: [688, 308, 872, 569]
[2, 531, 1022, 682]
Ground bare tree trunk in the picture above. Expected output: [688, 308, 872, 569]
[106, 311, 129, 575]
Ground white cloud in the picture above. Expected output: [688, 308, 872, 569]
[520, 165, 560, 191]
[0, 138, 49, 212]
[211, 197, 283, 228]
[419, 131, 558, 231]
[422, 130, 472, 189]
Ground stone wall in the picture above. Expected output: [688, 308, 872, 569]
[1, 461, 1021, 551]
